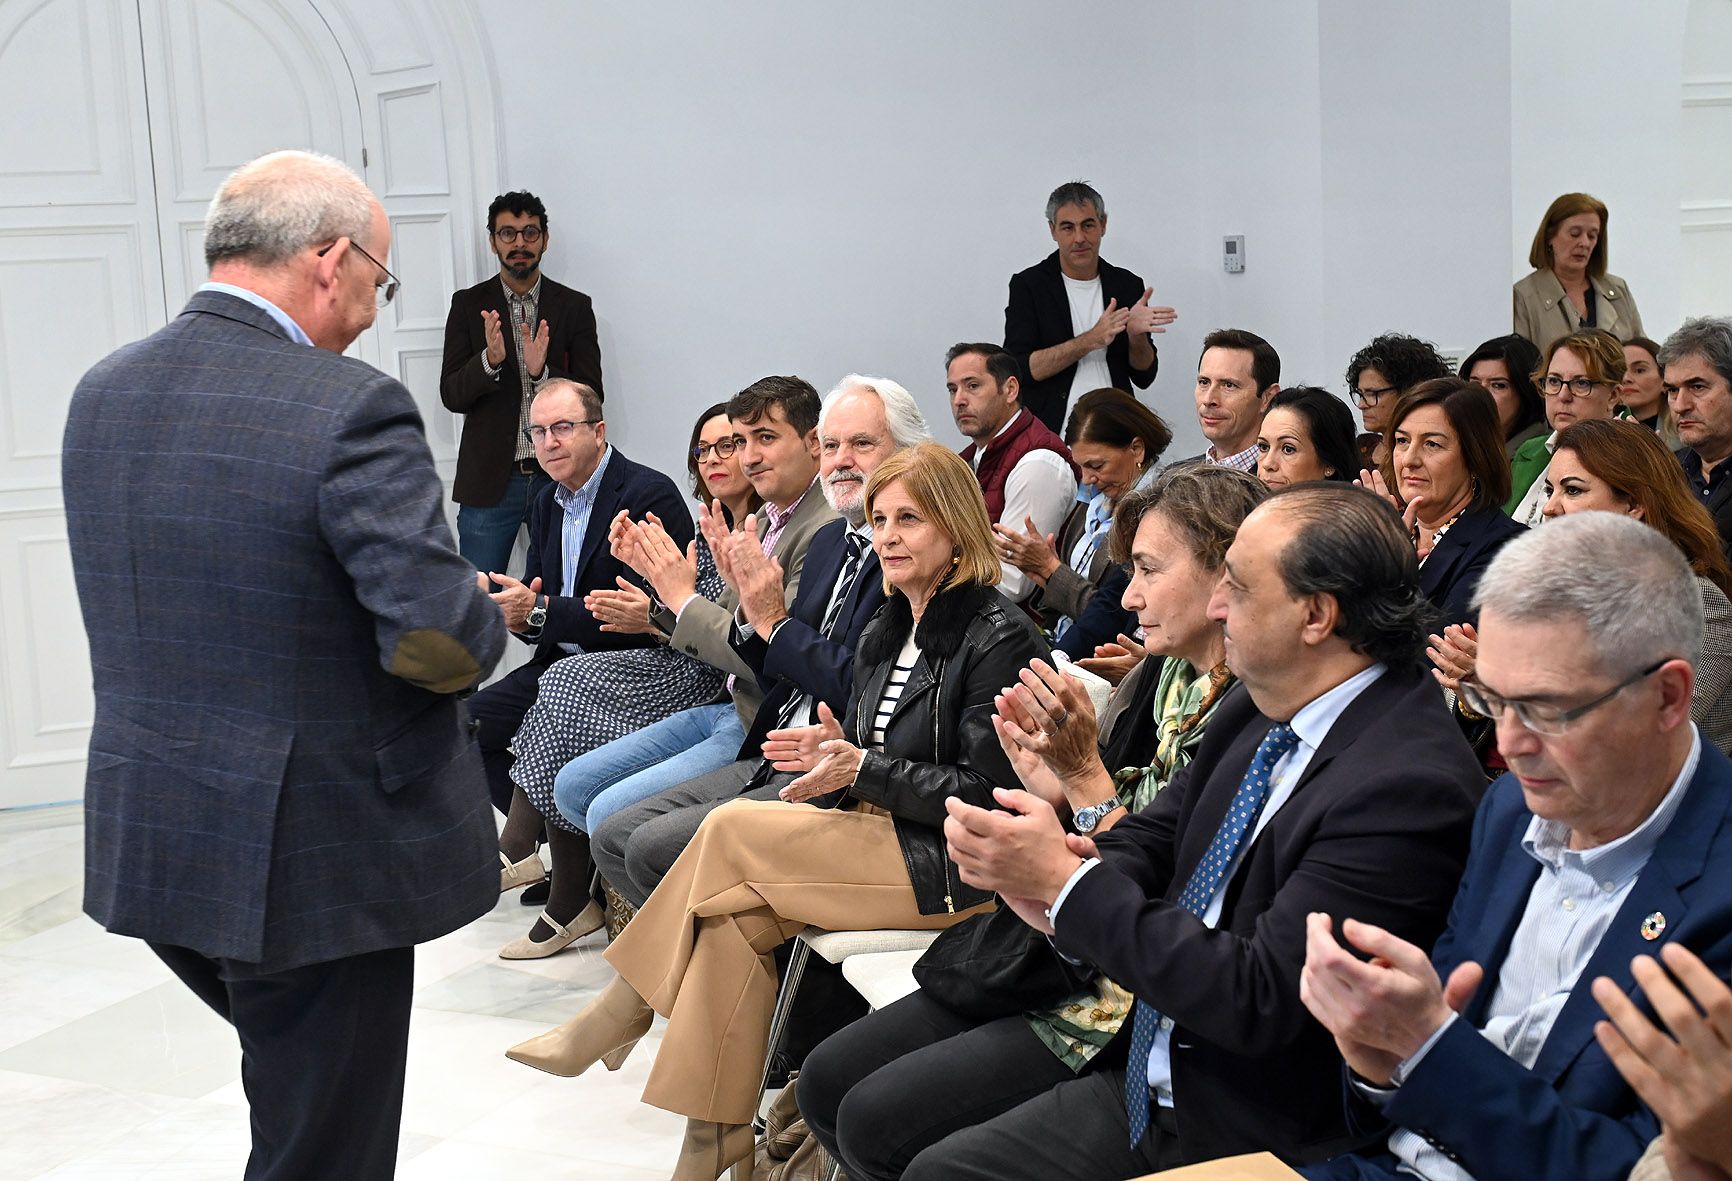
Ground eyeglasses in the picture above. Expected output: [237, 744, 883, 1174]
[1543, 375, 1608, 397]
[1458, 658, 1668, 736]
[692, 438, 740, 462]
[1352, 385, 1398, 408]
[317, 239, 400, 307]
[523, 419, 601, 446]
[492, 225, 544, 244]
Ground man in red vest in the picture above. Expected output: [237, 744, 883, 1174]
[946, 342, 1079, 603]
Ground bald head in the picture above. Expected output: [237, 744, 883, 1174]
[203, 150, 378, 270]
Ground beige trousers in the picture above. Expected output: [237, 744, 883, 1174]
[603, 798, 987, 1125]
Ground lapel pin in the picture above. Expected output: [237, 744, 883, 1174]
[1641, 912, 1666, 941]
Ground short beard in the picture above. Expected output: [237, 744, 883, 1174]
[824, 476, 866, 527]
[504, 260, 538, 282]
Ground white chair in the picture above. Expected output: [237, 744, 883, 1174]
[838, 948, 926, 1011]
[755, 927, 941, 1131]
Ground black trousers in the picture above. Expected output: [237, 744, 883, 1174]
[466, 657, 551, 812]
[150, 942, 415, 1181]
[800, 987, 1177, 1181]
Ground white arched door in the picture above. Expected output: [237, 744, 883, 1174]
[0, 0, 497, 809]
[1683, 0, 1732, 317]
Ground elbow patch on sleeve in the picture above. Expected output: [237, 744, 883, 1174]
[390, 629, 483, 694]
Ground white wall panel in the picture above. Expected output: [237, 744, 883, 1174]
[380, 85, 453, 197]
[0, 513, 93, 809]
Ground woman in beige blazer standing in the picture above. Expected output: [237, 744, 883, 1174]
[1514, 192, 1645, 352]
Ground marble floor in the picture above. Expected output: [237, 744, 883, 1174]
[0, 805, 691, 1179]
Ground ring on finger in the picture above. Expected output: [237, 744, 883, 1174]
[1051, 709, 1069, 730]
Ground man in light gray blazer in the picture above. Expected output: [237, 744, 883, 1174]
[61, 150, 504, 1181]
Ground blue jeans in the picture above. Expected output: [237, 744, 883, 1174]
[457, 469, 551, 581]
[552, 702, 747, 833]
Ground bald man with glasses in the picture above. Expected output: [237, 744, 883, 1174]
[1299, 512, 1732, 1181]
[441, 189, 605, 587]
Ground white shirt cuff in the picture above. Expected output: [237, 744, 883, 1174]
[1349, 1011, 1458, 1102]
[1046, 857, 1100, 924]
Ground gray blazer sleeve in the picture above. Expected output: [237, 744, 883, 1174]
[318, 371, 505, 693]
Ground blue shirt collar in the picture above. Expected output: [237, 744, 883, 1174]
[199, 282, 313, 346]
[553, 445, 613, 511]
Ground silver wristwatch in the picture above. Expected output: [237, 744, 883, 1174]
[525, 594, 548, 630]
[1073, 798, 1123, 834]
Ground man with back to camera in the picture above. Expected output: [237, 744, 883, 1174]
[62, 150, 505, 1181]
[1298, 512, 1732, 1181]
[1004, 180, 1175, 433]
[1663, 316, 1732, 554]
[946, 341, 1079, 604]
[1173, 328, 1283, 471]
[440, 190, 605, 582]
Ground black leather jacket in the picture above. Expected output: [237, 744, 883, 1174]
[843, 582, 1050, 915]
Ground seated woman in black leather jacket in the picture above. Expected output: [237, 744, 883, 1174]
[500, 443, 1048, 1181]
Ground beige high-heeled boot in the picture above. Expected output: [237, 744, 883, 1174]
[670, 1118, 754, 1181]
[503, 976, 653, 1076]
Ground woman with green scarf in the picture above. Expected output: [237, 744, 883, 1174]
[800, 464, 1270, 1181]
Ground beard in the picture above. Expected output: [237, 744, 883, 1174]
[823, 473, 866, 525]
[504, 255, 538, 282]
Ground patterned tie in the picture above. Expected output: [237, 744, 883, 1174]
[772, 533, 869, 731]
[1123, 721, 1301, 1147]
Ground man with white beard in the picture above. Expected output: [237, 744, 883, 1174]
[591, 376, 931, 903]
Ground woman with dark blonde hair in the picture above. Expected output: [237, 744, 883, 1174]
[502, 443, 1048, 1180]
[1431, 418, 1732, 754]
[1507, 327, 1628, 526]
[1514, 192, 1645, 352]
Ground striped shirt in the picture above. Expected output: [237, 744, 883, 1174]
[1379, 728, 1702, 1181]
[869, 634, 921, 748]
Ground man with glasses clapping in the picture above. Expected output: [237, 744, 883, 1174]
[441, 190, 606, 587]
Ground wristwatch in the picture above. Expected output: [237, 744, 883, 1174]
[1073, 798, 1123, 834]
[525, 594, 548, 631]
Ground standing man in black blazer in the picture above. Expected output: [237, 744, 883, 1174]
[440, 191, 605, 582]
[467, 379, 690, 823]
[903, 485, 1483, 1179]
[1003, 181, 1175, 433]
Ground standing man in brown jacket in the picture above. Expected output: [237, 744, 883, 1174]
[441, 190, 604, 581]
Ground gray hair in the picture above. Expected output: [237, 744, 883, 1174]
[534, 378, 602, 422]
[821, 374, 932, 450]
[203, 150, 376, 269]
[1658, 316, 1732, 390]
[1045, 181, 1106, 225]
[1472, 512, 1704, 675]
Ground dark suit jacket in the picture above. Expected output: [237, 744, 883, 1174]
[1420, 503, 1526, 626]
[1323, 741, 1732, 1181]
[1053, 667, 1484, 1165]
[1003, 251, 1159, 433]
[1678, 446, 1732, 557]
[64, 290, 506, 972]
[439, 275, 603, 505]
[518, 447, 692, 664]
[732, 519, 888, 762]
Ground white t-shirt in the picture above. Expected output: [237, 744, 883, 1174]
[1062, 273, 1114, 400]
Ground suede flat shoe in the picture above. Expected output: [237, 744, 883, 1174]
[497, 902, 603, 960]
[499, 849, 546, 893]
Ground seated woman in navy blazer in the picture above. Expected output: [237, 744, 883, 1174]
[1361, 377, 1525, 626]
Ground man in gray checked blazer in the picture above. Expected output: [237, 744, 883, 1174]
[61, 151, 505, 1181]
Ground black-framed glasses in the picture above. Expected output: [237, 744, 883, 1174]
[492, 225, 544, 244]
[1459, 658, 1668, 736]
[1352, 384, 1397, 408]
[1543, 375, 1608, 397]
[317, 239, 399, 307]
[523, 419, 601, 446]
[692, 438, 740, 462]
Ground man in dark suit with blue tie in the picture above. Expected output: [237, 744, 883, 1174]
[591, 375, 930, 905]
[902, 485, 1483, 1178]
[1299, 512, 1732, 1181]
[62, 151, 505, 1181]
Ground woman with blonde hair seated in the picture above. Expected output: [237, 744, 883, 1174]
[502, 442, 1048, 1180]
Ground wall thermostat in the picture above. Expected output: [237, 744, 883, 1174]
[1224, 235, 1245, 273]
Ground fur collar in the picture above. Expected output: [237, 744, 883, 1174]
[859, 581, 996, 667]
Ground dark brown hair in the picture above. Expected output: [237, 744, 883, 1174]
[1379, 378, 1512, 509]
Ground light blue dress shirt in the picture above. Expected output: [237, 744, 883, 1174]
[199, 282, 314, 346]
[551, 445, 613, 654]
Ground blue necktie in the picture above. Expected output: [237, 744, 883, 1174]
[1123, 721, 1301, 1147]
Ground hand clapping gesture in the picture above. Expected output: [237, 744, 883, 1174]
[480, 309, 507, 368]
[584, 576, 655, 635]
[609, 511, 699, 613]
[763, 702, 862, 804]
[992, 515, 1062, 582]
[1125, 287, 1177, 336]
[1075, 632, 1146, 685]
